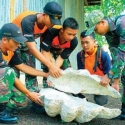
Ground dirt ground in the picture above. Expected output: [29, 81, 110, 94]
[1, 76, 125, 125]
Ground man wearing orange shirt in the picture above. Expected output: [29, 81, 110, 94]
[76, 30, 111, 105]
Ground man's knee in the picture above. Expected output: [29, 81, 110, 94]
[0, 67, 16, 84]
[0, 68, 17, 102]
[94, 95, 108, 106]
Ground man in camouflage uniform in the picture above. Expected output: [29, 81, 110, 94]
[0, 23, 47, 124]
[85, 10, 125, 120]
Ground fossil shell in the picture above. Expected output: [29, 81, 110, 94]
[47, 68, 121, 98]
[40, 88, 121, 123]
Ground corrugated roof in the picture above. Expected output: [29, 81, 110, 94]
[0, 0, 85, 69]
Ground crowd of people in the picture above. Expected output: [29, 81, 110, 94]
[0, 1, 125, 124]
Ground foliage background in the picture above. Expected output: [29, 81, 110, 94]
[84, 0, 125, 46]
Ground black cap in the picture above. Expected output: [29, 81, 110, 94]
[0, 23, 27, 43]
[43, 1, 62, 25]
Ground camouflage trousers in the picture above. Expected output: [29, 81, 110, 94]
[42, 50, 71, 88]
[13, 49, 39, 92]
[0, 67, 27, 109]
[9, 49, 39, 109]
[110, 47, 125, 104]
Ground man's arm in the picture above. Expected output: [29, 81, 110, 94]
[111, 78, 120, 91]
[21, 18, 61, 78]
[100, 16, 125, 88]
[100, 51, 120, 91]
[55, 55, 64, 68]
[14, 77, 43, 105]
[26, 42, 55, 68]
[26, 42, 62, 78]
[15, 63, 48, 78]
[41, 49, 63, 77]
[41, 49, 55, 63]
[42, 49, 64, 68]
[42, 50, 65, 69]
[100, 47, 125, 89]
[110, 16, 125, 78]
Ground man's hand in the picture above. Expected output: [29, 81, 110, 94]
[111, 78, 120, 91]
[112, 83, 119, 91]
[26, 92, 43, 106]
[49, 65, 62, 78]
[100, 74, 110, 87]
[47, 80, 53, 87]
[45, 72, 49, 78]
[14, 78, 44, 106]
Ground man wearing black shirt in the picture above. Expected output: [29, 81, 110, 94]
[12, 1, 63, 91]
[12, 1, 63, 113]
[41, 17, 79, 87]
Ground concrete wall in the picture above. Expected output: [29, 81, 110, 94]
[0, 0, 85, 69]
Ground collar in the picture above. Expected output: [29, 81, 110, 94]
[107, 17, 116, 32]
[85, 47, 97, 57]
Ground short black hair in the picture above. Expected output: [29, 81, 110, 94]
[63, 17, 79, 29]
[80, 30, 95, 39]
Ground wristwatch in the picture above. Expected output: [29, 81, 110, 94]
[107, 72, 113, 79]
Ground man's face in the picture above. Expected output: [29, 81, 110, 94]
[3, 38, 20, 51]
[39, 14, 53, 28]
[80, 36, 96, 52]
[94, 20, 109, 35]
[61, 28, 78, 41]
[44, 14, 54, 28]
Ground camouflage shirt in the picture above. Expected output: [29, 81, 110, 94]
[105, 15, 125, 78]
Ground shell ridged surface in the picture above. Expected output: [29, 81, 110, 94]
[47, 68, 121, 98]
[40, 88, 121, 123]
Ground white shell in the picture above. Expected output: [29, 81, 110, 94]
[40, 88, 121, 123]
[47, 68, 121, 98]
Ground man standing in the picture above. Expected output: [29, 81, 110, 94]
[77, 30, 111, 105]
[41, 17, 79, 87]
[12, 1, 63, 113]
[0, 23, 45, 124]
[85, 10, 125, 120]
[12, 1, 62, 92]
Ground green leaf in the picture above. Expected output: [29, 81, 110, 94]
[84, 0, 125, 46]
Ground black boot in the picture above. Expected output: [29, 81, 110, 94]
[30, 102, 45, 114]
[0, 103, 18, 124]
[113, 103, 125, 120]
[6, 107, 18, 115]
